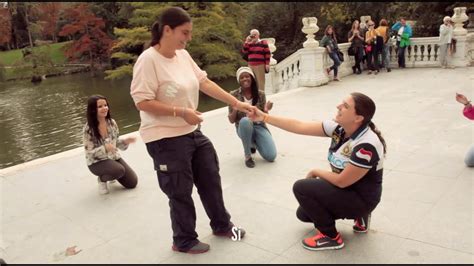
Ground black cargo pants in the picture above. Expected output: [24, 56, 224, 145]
[146, 129, 233, 251]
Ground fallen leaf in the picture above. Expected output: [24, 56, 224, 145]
[65, 246, 82, 256]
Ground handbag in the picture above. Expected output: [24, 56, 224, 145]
[348, 45, 356, 56]
[365, 44, 372, 53]
[336, 50, 344, 62]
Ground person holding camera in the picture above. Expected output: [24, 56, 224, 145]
[348, 20, 364, 75]
[391, 18, 412, 68]
[455, 93, 474, 167]
[242, 29, 271, 91]
[439, 16, 454, 69]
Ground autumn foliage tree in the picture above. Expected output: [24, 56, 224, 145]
[0, 8, 12, 49]
[35, 2, 62, 43]
[58, 4, 113, 72]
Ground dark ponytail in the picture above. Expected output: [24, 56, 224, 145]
[149, 7, 192, 47]
[150, 22, 162, 46]
[351, 92, 386, 155]
[368, 121, 387, 155]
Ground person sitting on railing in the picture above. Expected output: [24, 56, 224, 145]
[320, 25, 342, 81]
[83, 95, 138, 195]
[439, 16, 454, 69]
[247, 92, 386, 251]
[391, 17, 412, 68]
[455, 92, 474, 167]
[228, 67, 277, 168]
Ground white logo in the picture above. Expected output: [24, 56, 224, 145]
[164, 82, 179, 98]
[231, 226, 242, 241]
[317, 240, 330, 246]
[159, 165, 167, 171]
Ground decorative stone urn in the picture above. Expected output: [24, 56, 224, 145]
[262, 38, 277, 65]
[452, 7, 469, 36]
[301, 17, 319, 48]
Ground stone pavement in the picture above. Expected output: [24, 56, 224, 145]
[1, 67, 473, 263]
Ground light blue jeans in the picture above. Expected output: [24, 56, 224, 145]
[465, 145, 474, 167]
[237, 117, 277, 162]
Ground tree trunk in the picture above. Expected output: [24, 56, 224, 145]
[23, 5, 34, 48]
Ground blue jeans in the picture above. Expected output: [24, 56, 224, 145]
[382, 44, 390, 69]
[237, 117, 277, 161]
[465, 145, 474, 167]
[396, 41, 406, 68]
[328, 51, 341, 77]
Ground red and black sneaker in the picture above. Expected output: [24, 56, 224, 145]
[302, 232, 344, 251]
[353, 213, 371, 233]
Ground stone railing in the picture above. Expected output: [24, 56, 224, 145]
[264, 7, 473, 95]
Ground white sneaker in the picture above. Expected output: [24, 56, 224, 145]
[109, 179, 116, 184]
[98, 177, 109, 195]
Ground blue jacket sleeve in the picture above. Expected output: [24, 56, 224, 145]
[391, 22, 401, 31]
[406, 25, 413, 37]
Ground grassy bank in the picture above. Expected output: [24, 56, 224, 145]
[0, 42, 69, 66]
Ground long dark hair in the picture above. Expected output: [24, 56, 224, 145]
[249, 75, 259, 106]
[239, 73, 259, 106]
[150, 7, 192, 47]
[86, 95, 111, 143]
[325, 25, 337, 43]
[351, 92, 386, 154]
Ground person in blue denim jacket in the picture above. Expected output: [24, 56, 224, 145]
[391, 18, 412, 68]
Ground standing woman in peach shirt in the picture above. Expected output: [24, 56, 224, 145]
[130, 7, 252, 254]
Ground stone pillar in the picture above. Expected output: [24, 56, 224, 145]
[452, 7, 469, 35]
[451, 7, 469, 67]
[262, 38, 278, 95]
[262, 38, 277, 65]
[298, 47, 329, 87]
[360, 15, 371, 24]
[465, 7, 474, 33]
[301, 17, 319, 48]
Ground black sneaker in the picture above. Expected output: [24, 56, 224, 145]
[353, 213, 371, 233]
[387, 68, 391, 72]
[172, 241, 210, 254]
[250, 147, 256, 154]
[302, 232, 344, 251]
[245, 157, 255, 168]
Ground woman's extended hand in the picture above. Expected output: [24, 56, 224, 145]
[234, 101, 254, 114]
[247, 106, 265, 122]
[123, 137, 136, 145]
[456, 93, 470, 105]
[305, 169, 319, 179]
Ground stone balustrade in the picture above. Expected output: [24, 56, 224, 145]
[264, 7, 473, 95]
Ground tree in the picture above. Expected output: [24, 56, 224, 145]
[0, 7, 12, 49]
[105, 2, 246, 81]
[35, 2, 62, 42]
[58, 3, 114, 74]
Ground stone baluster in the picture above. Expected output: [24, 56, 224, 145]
[263, 37, 279, 95]
[298, 17, 329, 86]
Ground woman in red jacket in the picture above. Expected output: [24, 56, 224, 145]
[456, 92, 474, 167]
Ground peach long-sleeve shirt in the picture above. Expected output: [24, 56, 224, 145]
[130, 47, 207, 143]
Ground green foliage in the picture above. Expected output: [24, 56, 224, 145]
[10, 46, 58, 78]
[104, 64, 133, 80]
[0, 41, 68, 66]
[106, 2, 246, 81]
[0, 61, 5, 82]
